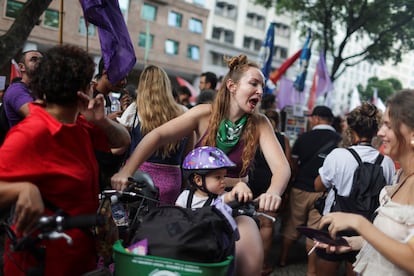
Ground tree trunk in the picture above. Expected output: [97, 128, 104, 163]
[0, 0, 52, 70]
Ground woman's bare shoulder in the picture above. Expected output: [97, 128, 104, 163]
[186, 104, 212, 119]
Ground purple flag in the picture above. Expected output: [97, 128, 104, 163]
[79, 0, 136, 84]
[315, 51, 333, 97]
[277, 77, 306, 110]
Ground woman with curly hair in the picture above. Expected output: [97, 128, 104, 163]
[0, 45, 130, 275]
[112, 54, 290, 275]
[314, 102, 395, 276]
[118, 65, 190, 204]
[317, 90, 414, 275]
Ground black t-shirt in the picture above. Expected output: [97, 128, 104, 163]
[291, 128, 341, 192]
[248, 132, 287, 198]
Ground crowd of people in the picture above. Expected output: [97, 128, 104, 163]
[0, 43, 414, 276]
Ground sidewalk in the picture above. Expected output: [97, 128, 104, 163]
[267, 220, 346, 276]
[268, 220, 308, 276]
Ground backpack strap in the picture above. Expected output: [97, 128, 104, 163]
[374, 152, 384, 165]
[331, 148, 362, 210]
[346, 147, 363, 165]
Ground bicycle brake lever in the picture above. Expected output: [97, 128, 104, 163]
[39, 231, 73, 245]
[255, 212, 276, 222]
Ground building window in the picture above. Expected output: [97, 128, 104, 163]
[227, 4, 237, 18]
[280, 47, 288, 59]
[141, 3, 157, 21]
[165, 39, 179, 55]
[119, 0, 129, 22]
[192, 0, 205, 6]
[168, 11, 182, 28]
[5, 0, 24, 18]
[138, 32, 154, 49]
[211, 51, 226, 67]
[187, 45, 200, 60]
[189, 18, 203, 33]
[212, 27, 234, 44]
[79, 16, 96, 36]
[275, 23, 290, 37]
[43, 9, 59, 29]
[212, 27, 221, 40]
[254, 39, 262, 51]
[256, 15, 265, 29]
[215, 1, 237, 19]
[224, 30, 234, 44]
[246, 12, 266, 29]
[243, 36, 252, 50]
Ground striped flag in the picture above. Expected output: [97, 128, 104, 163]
[258, 22, 276, 94]
[10, 59, 21, 81]
[79, 0, 136, 85]
[293, 29, 313, 92]
[269, 49, 301, 84]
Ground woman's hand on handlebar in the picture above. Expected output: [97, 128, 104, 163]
[257, 192, 282, 212]
[14, 183, 44, 235]
[111, 171, 130, 191]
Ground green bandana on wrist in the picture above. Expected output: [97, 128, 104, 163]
[216, 115, 248, 153]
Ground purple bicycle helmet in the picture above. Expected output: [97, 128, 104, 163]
[182, 146, 235, 205]
[182, 146, 236, 173]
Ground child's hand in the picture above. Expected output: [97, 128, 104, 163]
[229, 181, 253, 203]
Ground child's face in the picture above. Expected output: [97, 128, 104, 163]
[195, 168, 227, 196]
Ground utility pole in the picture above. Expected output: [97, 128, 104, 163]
[58, 0, 64, 45]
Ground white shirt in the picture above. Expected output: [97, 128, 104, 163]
[319, 145, 396, 215]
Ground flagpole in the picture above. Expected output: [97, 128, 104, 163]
[86, 23, 89, 53]
[58, 0, 64, 45]
[144, 20, 150, 66]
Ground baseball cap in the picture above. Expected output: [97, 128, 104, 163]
[305, 105, 334, 119]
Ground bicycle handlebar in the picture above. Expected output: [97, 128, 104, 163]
[226, 199, 276, 222]
[101, 171, 160, 204]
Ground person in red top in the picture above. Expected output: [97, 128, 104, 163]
[0, 45, 130, 276]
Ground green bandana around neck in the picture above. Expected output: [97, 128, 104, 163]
[216, 114, 248, 153]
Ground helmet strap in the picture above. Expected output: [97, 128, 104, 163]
[187, 175, 217, 207]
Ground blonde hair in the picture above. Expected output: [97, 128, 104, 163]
[136, 65, 185, 158]
[203, 55, 261, 176]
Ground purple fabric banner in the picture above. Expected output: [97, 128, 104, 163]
[277, 77, 306, 110]
[79, 0, 136, 84]
[315, 51, 333, 97]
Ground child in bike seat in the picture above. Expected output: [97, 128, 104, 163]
[176, 146, 252, 209]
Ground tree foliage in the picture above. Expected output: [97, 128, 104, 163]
[0, 0, 52, 70]
[255, 0, 414, 82]
[358, 76, 402, 102]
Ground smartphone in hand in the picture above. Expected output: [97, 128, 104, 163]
[296, 226, 349, 246]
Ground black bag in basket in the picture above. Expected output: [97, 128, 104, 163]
[130, 205, 237, 263]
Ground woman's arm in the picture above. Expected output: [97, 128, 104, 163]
[111, 105, 210, 191]
[321, 212, 414, 273]
[258, 116, 291, 211]
[78, 92, 131, 148]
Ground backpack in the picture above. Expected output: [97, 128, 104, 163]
[130, 205, 237, 263]
[0, 104, 10, 145]
[331, 148, 386, 220]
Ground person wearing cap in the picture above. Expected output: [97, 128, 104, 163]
[279, 105, 342, 275]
